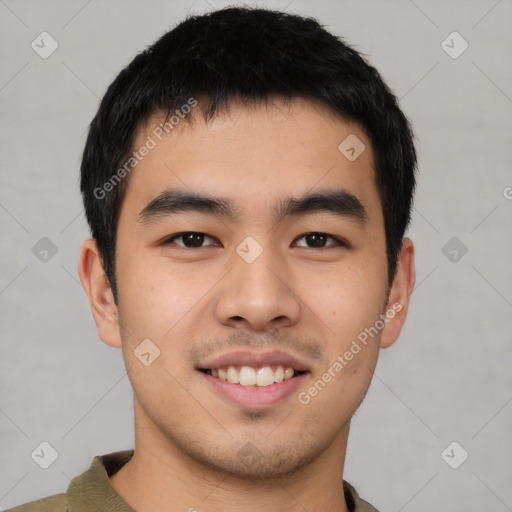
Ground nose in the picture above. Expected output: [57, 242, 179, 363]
[213, 242, 302, 332]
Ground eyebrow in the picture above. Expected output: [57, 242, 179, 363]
[138, 187, 368, 227]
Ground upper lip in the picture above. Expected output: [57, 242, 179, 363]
[197, 350, 312, 372]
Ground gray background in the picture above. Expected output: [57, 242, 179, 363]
[1, 0, 511, 510]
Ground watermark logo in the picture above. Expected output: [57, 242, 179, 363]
[338, 134, 365, 161]
[31, 441, 59, 469]
[442, 236, 468, 263]
[134, 338, 161, 366]
[441, 441, 469, 469]
[236, 236, 263, 264]
[31, 32, 59, 59]
[441, 31, 469, 59]
[237, 442, 263, 466]
[32, 237, 58, 263]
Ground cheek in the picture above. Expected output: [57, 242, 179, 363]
[116, 253, 216, 344]
[300, 258, 387, 336]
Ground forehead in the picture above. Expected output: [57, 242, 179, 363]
[120, 96, 381, 225]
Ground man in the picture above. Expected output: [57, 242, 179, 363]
[8, 5, 416, 511]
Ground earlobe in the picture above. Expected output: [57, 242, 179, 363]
[380, 238, 415, 349]
[78, 238, 122, 348]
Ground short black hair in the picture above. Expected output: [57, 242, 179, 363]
[80, 6, 417, 303]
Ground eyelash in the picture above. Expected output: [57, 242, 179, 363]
[162, 232, 347, 250]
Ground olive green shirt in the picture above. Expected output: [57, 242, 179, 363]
[6, 450, 380, 511]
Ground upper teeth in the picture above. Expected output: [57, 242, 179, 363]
[211, 366, 296, 387]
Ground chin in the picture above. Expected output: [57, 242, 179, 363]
[184, 438, 322, 480]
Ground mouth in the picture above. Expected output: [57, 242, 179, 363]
[196, 350, 311, 408]
[199, 365, 307, 387]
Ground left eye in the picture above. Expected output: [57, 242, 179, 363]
[164, 232, 344, 249]
[293, 232, 344, 248]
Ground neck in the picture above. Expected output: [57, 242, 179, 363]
[109, 402, 351, 512]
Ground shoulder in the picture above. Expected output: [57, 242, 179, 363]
[343, 480, 381, 512]
[4, 493, 67, 512]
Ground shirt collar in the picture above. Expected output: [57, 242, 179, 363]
[67, 450, 135, 512]
[67, 450, 379, 512]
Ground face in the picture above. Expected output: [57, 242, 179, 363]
[81, 96, 414, 479]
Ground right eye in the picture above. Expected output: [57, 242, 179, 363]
[163, 232, 220, 249]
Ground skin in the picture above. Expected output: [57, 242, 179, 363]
[79, 95, 415, 512]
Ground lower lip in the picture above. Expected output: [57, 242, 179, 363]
[198, 371, 307, 409]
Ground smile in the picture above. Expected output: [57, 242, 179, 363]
[200, 365, 306, 387]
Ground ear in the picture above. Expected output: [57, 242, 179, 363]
[78, 238, 122, 348]
[380, 237, 415, 349]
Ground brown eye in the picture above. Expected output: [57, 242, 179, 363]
[165, 232, 218, 248]
[293, 232, 345, 248]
